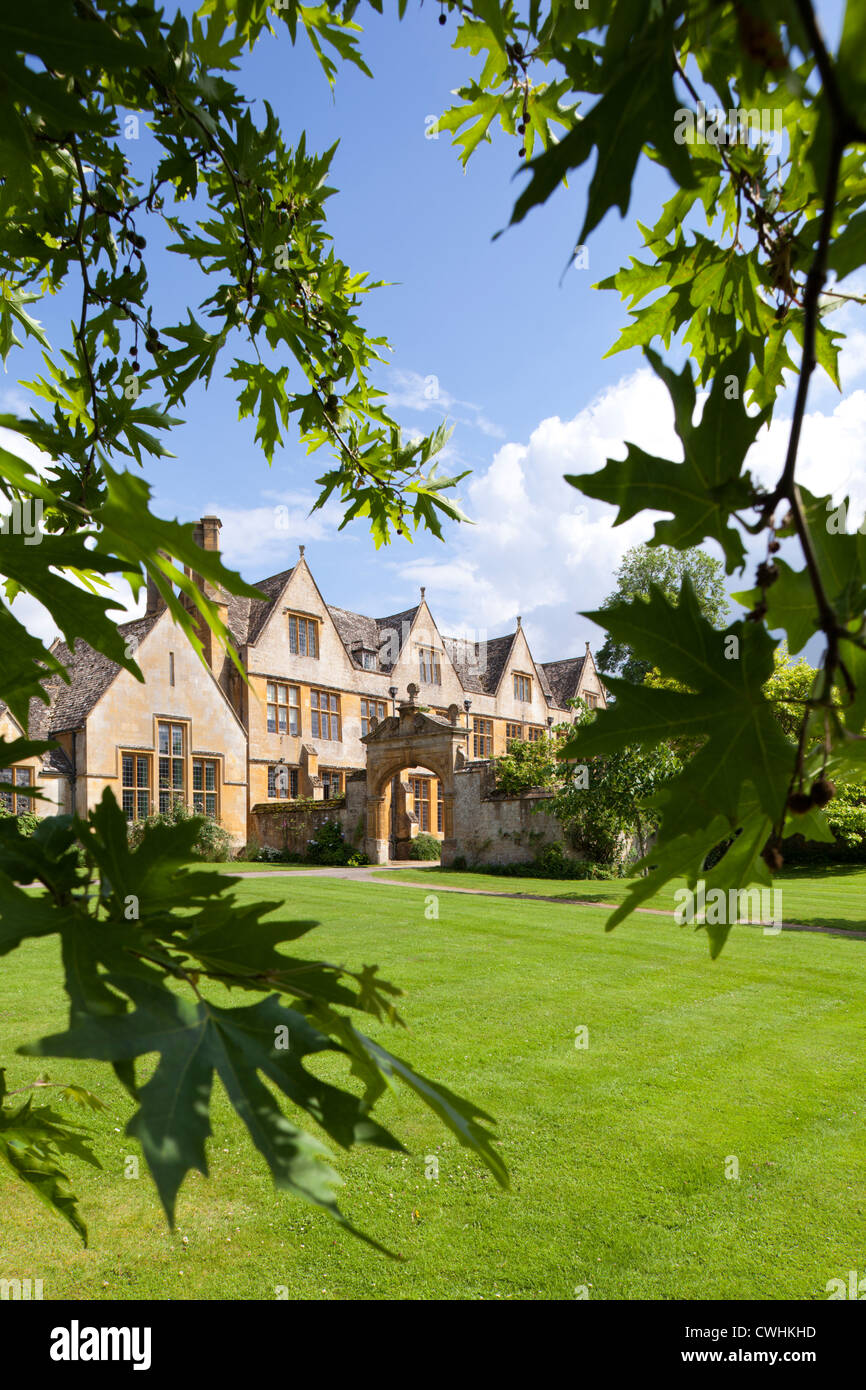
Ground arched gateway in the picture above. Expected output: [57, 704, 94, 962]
[361, 685, 468, 865]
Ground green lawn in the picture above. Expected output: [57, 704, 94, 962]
[1, 873, 864, 1300]
[372, 864, 866, 931]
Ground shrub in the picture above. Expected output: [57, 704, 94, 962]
[493, 737, 560, 795]
[256, 845, 302, 863]
[241, 835, 261, 862]
[306, 819, 354, 865]
[452, 854, 467, 871]
[0, 809, 41, 837]
[535, 840, 568, 874]
[127, 801, 232, 861]
[409, 832, 441, 861]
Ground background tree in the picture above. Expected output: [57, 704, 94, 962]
[493, 714, 682, 866]
[596, 546, 730, 682]
[763, 646, 821, 740]
[549, 739, 683, 866]
[764, 648, 866, 853]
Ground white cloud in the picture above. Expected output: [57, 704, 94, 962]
[392, 319, 866, 662]
[749, 388, 866, 529]
[8, 575, 142, 654]
[392, 367, 678, 659]
[0, 428, 55, 478]
[3, 297, 865, 673]
[203, 496, 344, 575]
[383, 366, 505, 439]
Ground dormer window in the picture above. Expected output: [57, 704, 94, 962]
[513, 673, 532, 702]
[288, 614, 318, 658]
[360, 650, 377, 670]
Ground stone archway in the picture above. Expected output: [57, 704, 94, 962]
[361, 685, 468, 865]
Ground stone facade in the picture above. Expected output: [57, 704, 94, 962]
[7, 516, 607, 853]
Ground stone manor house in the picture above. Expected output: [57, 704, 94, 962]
[0, 516, 607, 859]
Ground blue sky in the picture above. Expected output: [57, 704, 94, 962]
[5, 0, 862, 666]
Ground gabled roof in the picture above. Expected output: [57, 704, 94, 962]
[442, 632, 516, 695]
[224, 558, 589, 708]
[442, 629, 558, 703]
[228, 566, 294, 647]
[27, 613, 164, 738]
[541, 655, 587, 709]
[328, 602, 420, 673]
[373, 605, 420, 671]
[327, 605, 381, 664]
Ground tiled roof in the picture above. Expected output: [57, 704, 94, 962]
[27, 613, 163, 737]
[327, 603, 420, 672]
[535, 661, 555, 704]
[376, 605, 419, 637]
[211, 556, 591, 709]
[328, 605, 381, 663]
[442, 632, 515, 696]
[228, 567, 294, 647]
[540, 656, 587, 709]
[374, 606, 420, 671]
[0, 700, 75, 774]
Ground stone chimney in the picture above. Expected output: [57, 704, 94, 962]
[145, 549, 169, 617]
[145, 573, 165, 617]
[197, 516, 222, 553]
[187, 515, 229, 671]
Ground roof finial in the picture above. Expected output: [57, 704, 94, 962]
[516, 615, 522, 629]
[585, 640, 590, 652]
[299, 544, 305, 557]
[420, 586, 426, 599]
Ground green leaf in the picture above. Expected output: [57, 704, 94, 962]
[0, 1072, 100, 1245]
[828, 209, 866, 280]
[509, 18, 695, 241]
[566, 347, 767, 573]
[733, 560, 819, 653]
[563, 580, 796, 946]
[343, 1027, 509, 1190]
[24, 976, 400, 1253]
[0, 1, 145, 75]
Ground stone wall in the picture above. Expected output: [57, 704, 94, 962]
[250, 772, 368, 855]
[250, 762, 570, 866]
[449, 760, 567, 867]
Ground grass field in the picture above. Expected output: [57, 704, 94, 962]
[372, 864, 866, 931]
[1, 872, 864, 1300]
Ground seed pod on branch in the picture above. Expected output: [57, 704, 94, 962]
[809, 777, 836, 807]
